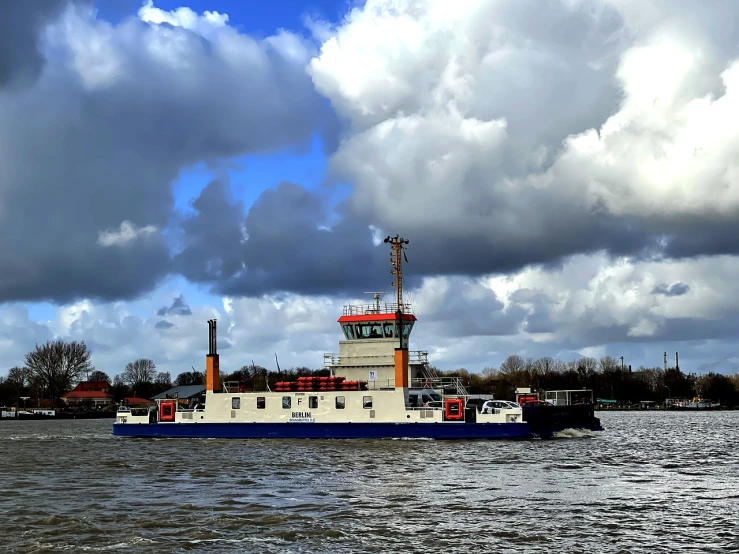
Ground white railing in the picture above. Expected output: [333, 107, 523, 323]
[342, 303, 414, 316]
[411, 376, 468, 397]
[365, 379, 396, 390]
[323, 350, 428, 367]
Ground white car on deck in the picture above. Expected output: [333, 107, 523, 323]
[481, 400, 522, 414]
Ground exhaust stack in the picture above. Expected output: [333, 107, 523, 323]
[206, 319, 221, 392]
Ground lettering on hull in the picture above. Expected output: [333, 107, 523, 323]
[289, 411, 314, 423]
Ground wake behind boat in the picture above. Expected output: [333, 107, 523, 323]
[113, 235, 603, 440]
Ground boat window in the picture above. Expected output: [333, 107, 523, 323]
[357, 323, 384, 339]
[402, 322, 413, 339]
[232, 397, 240, 410]
[335, 396, 345, 409]
[343, 324, 356, 340]
[363, 396, 373, 409]
[282, 396, 291, 409]
[309, 396, 318, 409]
[382, 323, 394, 338]
[257, 397, 265, 409]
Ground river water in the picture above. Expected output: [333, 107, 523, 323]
[0, 411, 737, 553]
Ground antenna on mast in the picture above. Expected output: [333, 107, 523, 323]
[383, 234, 409, 312]
[363, 292, 388, 313]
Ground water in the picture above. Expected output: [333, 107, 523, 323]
[0, 411, 737, 553]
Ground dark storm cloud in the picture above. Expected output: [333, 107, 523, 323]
[157, 295, 192, 316]
[659, 220, 739, 259]
[0, 6, 326, 303]
[176, 180, 397, 296]
[0, 1, 87, 89]
[536, 312, 739, 349]
[155, 320, 174, 329]
[5, 0, 738, 311]
[391, 209, 653, 281]
[172, 178, 247, 283]
[423, 281, 526, 338]
[175, 174, 662, 298]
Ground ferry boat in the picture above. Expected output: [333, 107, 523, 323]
[671, 397, 722, 410]
[113, 235, 603, 440]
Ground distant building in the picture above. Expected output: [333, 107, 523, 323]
[123, 397, 155, 407]
[61, 380, 114, 407]
[150, 385, 205, 403]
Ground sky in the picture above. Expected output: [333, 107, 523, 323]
[2, 0, 739, 380]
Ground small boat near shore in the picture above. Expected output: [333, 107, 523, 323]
[113, 235, 603, 440]
[669, 397, 722, 410]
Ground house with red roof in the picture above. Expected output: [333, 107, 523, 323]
[61, 380, 114, 407]
[123, 396, 155, 407]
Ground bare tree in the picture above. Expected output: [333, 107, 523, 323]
[24, 340, 92, 402]
[89, 370, 111, 383]
[6, 367, 28, 405]
[499, 355, 525, 375]
[534, 357, 555, 377]
[122, 359, 157, 391]
[174, 370, 204, 386]
[6, 366, 28, 390]
[599, 356, 618, 373]
[481, 366, 499, 379]
[154, 371, 172, 388]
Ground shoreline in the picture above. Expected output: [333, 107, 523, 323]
[0, 411, 116, 421]
[596, 407, 735, 412]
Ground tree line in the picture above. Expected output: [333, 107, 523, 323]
[456, 355, 739, 407]
[145, 355, 739, 407]
[0, 339, 301, 407]
[0, 340, 177, 408]
[213, 355, 739, 407]
[2, 340, 738, 408]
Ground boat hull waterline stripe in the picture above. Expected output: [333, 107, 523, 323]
[112, 421, 601, 440]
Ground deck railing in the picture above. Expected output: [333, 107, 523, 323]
[342, 303, 414, 316]
[364, 379, 397, 390]
[410, 376, 468, 396]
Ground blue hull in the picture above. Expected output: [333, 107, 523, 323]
[111, 421, 599, 440]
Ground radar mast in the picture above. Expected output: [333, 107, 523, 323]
[383, 234, 409, 312]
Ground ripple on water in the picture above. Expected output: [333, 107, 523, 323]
[0, 413, 738, 553]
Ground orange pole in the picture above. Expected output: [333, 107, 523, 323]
[206, 319, 221, 392]
[394, 348, 409, 388]
[206, 354, 221, 392]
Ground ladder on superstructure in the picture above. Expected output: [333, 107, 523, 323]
[421, 361, 469, 397]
